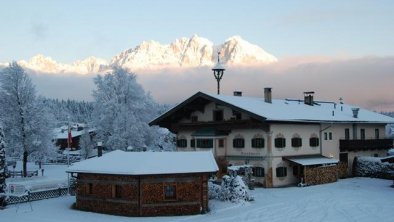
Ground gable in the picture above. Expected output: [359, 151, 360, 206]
[149, 92, 267, 129]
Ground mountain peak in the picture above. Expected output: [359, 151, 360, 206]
[226, 35, 244, 42]
[11, 35, 277, 74]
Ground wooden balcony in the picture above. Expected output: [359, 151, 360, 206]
[339, 139, 394, 152]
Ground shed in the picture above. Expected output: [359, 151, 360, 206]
[66, 150, 218, 216]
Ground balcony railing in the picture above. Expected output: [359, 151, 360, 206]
[339, 139, 394, 152]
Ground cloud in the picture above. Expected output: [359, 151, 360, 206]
[30, 72, 95, 101]
[137, 56, 394, 111]
[29, 56, 394, 112]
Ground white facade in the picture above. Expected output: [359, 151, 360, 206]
[151, 91, 394, 187]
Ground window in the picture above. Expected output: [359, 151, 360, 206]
[218, 139, 224, 148]
[324, 132, 328, 140]
[293, 166, 299, 176]
[375, 129, 379, 139]
[309, 137, 319, 147]
[252, 167, 265, 177]
[345, 128, 350, 140]
[291, 137, 302, 148]
[112, 185, 122, 198]
[339, 153, 348, 164]
[87, 183, 93, 195]
[164, 184, 176, 200]
[176, 139, 187, 148]
[276, 167, 287, 177]
[191, 115, 198, 122]
[252, 138, 265, 148]
[232, 110, 242, 120]
[213, 110, 223, 121]
[190, 139, 195, 148]
[197, 139, 213, 148]
[329, 132, 333, 140]
[360, 129, 365, 140]
[233, 138, 245, 148]
[275, 138, 286, 148]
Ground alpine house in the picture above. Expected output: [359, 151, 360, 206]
[149, 89, 394, 187]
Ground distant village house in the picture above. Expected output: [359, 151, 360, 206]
[54, 123, 95, 150]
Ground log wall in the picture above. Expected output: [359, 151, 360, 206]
[75, 173, 209, 216]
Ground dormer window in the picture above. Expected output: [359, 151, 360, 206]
[213, 110, 223, 121]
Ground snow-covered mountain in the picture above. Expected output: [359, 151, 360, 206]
[111, 35, 277, 69]
[1, 35, 277, 74]
[17, 55, 109, 74]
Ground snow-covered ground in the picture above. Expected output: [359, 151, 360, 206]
[6, 162, 68, 192]
[2, 176, 394, 222]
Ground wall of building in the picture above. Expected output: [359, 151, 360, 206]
[320, 123, 386, 160]
[75, 173, 209, 216]
[270, 157, 299, 187]
[270, 123, 321, 157]
[76, 174, 139, 216]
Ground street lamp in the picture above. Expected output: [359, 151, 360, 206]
[212, 52, 225, 95]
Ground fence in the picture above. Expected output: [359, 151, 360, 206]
[9, 170, 39, 178]
[7, 187, 74, 205]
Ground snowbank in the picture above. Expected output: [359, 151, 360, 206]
[353, 156, 394, 179]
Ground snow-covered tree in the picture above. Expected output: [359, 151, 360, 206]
[41, 98, 94, 125]
[0, 62, 55, 177]
[0, 124, 6, 206]
[208, 175, 254, 202]
[92, 67, 161, 150]
[79, 132, 95, 159]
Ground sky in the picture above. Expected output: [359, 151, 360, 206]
[1, 0, 394, 63]
[1, 0, 394, 111]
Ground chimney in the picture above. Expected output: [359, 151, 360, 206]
[233, 91, 242, 96]
[264, 87, 272, 103]
[304, 91, 315, 106]
[352, 108, 360, 118]
[97, 142, 103, 157]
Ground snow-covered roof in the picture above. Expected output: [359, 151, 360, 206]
[66, 150, 218, 175]
[53, 126, 95, 139]
[206, 93, 394, 123]
[284, 155, 339, 166]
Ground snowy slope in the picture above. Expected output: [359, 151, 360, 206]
[5, 35, 277, 74]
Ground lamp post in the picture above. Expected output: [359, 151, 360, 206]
[212, 52, 225, 95]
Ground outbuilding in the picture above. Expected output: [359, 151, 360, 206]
[66, 150, 218, 216]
